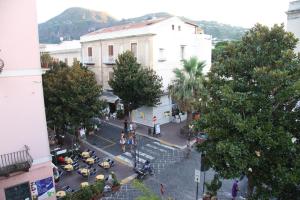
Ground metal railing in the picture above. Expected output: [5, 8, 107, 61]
[0, 146, 33, 177]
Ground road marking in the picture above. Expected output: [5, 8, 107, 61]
[115, 155, 133, 167]
[92, 133, 115, 144]
[123, 152, 146, 163]
[137, 151, 154, 160]
[146, 144, 167, 152]
[153, 141, 176, 150]
[101, 143, 116, 150]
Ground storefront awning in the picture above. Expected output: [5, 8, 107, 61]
[100, 91, 120, 103]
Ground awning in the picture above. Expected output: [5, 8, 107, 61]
[100, 91, 120, 103]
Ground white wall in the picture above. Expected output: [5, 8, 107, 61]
[132, 106, 154, 126]
[81, 41, 102, 84]
[151, 17, 212, 91]
[153, 95, 172, 125]
[287, 0, 300, 53]
[50, 50, 81, 66]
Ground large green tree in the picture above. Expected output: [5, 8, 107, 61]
[43, 61, 104, 135]
[169, 57, 206, 124]
[109, 51, 163, 117]
[196, 24, 300, 199]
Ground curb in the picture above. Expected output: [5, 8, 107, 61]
[120, 173, 137, 185]
[114, 156, 133, 167]
[103, 121, 187, 150]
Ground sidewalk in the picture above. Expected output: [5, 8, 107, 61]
[105, 118, 189, 149]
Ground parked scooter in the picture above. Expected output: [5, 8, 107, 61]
[134, 160, 154, 179]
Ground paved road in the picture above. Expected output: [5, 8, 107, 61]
[87, 123, 248, 200]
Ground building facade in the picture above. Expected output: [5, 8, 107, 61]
[40, 40, 81, 67]
[0, 0, 55, 199]
[287, 0, 300, 53]
[81, 17, 212, 126]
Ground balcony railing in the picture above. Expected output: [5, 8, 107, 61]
[0, 146, 33, 177]
[83, 56, 95, 65]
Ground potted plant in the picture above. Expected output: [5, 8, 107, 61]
[111, 172, 121, 192]
[204, 174, 222, 200]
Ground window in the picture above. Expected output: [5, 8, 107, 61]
[5, 182, 31, 200]
[131, 43, 137, 57]
[180, 45, 185, 60]
[108, 45, 114, 57]
[159, 48, 166, 61]
[178, 26, 181, 31]
[64, 58, 68, 64]
[109, 71, 114, 81]
[88, 47, 93, 57]
[172, 25, 175, 30]
[73, 57, 77, 63]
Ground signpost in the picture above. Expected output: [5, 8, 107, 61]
[195, 169, 200, 200]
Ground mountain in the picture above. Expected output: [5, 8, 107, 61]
[38, 7, 117, 43]
[38, 8, 247, 44]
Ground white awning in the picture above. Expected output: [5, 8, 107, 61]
[100, 91, 120, 103]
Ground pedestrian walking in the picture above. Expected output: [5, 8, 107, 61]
[231, 179, 239, 200]
[185, 138, 191, 158]
[128, 133, 134, 151]
[129, 122, 133, 132]
[160, 183, 165, 196]
[120, 132, 126, 153]
[124, 119, 128, 134]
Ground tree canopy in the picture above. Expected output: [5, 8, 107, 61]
[43, 61, 105, 133]
[109, 51, 163, 114]
[196, 24, 300, 198]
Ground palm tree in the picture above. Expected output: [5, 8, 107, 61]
[169, 57, 205, 124]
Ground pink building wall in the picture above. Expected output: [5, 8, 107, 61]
[0, 0, 55, 199]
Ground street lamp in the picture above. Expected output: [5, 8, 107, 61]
[201, 151, 207, 195]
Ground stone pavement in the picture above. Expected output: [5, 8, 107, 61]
[105, 118, 188, 149]
[100, 149, 248, 200]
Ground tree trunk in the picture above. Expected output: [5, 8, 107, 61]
[247, 175, 254, 199]
[186, 110, 193, 125]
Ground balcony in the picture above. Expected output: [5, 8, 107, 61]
[103, 56, 116, 65]
[83, 56, 95, 66]
[0, 146, 33, 177]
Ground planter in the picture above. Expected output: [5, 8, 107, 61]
[91, 193, 103, 200]
[112, 185, 120, 192]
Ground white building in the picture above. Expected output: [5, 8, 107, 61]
[40, 40, 81, 66]
[287, 0, 300, 53]
[80, 16, 212, 126]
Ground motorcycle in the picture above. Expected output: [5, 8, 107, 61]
[134, 160, 154, 179]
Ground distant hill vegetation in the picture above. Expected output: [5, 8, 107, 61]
[38, 7, 247, 44]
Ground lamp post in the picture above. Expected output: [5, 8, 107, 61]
[201, 151, 207, 195]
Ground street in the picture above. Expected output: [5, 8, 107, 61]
[87, 122, 248, 200]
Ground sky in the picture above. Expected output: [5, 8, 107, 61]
[36, 0, 292, 28]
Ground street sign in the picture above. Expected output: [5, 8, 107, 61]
[195, 169, 201, 183]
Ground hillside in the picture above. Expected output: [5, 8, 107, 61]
[38, 8, 247, 43]
[38, 7, 117, 43]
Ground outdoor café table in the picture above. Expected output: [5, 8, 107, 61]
[64, 164, 74, 171]
[100, 161, 110, 169]
[56, 191, 66, 198]
[80, 182, 89, 188]
[64, 157, 73, 164]
[81, 152, 90, 158]
[95, 174, 104, 181]
[79, 168, 90, 176]
[86, 158, 95, 165]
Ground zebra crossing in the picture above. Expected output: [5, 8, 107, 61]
[115, 139, 179, 168]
